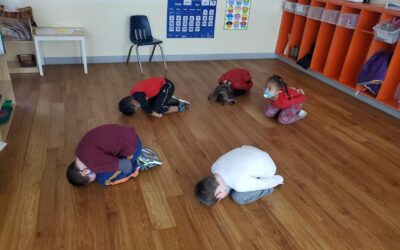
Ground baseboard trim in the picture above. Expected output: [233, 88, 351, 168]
[43, 53, 277, 65]
[277, 55, 399, 119]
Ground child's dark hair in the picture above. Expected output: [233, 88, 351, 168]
[267, 75, 291, 99]
[119, 96, 135, 116]
[194, 175, 219, 206]
[66, 161, 91, 187]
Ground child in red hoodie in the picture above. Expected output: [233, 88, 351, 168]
[264, 75, 307, 125]
[209, 68, 253, 105]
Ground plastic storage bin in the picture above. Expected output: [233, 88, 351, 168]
[295, 4, 310, 16]
[283, 1, 296, 13]
[373, 22, 400, 44]
[337, 13, 359, 29]
[321, 9, 340, 24]
[307, 7, 324, 21]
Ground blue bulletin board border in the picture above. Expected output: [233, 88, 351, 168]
[167, 0, 217, 38]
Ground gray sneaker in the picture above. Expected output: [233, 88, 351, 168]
[298, 110, 308, 119]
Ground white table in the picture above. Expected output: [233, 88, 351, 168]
[33, 27, 88, 76]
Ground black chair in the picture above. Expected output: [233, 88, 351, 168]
[126, 15, 167, 74]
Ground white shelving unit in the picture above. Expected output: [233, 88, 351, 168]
[4, 40, 38, 74]
[0, 56, 16, 150]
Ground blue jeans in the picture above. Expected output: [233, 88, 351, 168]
[130, 136, 142, 170]
[230, 188, 274, 205]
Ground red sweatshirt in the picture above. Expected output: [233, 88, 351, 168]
[75, 124, 139, 173]
[272, 88, 306, 110]
[218, 68, 253, 91]
[129, 77, 166, 99]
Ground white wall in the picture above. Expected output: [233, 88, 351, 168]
[16, 0, 400, 60]
[19, 0, 283, 59]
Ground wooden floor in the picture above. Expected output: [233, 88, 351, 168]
[0, 59, 399, 250]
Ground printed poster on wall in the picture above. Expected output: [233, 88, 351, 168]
[167, 0, 217, 38]
[224, 0, 251, 30]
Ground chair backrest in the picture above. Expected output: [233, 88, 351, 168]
[129, 15, 154, 43]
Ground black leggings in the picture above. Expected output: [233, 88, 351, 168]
[150, 79, 175, 114]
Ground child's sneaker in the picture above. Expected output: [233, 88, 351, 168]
[167, 97, 180, 106]
[137, 147, 163, 171]
[173, 96, 191, 105]
[168, 96, 191, 107]
[298, 110, 308, 119]
[178, 102, 189, 112]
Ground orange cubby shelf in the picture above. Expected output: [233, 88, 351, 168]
[325, 3, 341, 11]
[339, 30, 374, 87]
[298, 0, 311, 4]
[323, 26, 355, 81]
[366, 39, 396, 60]
[287, 15, 308, 58]
[276, 0, 400, 115]
[275, 11, 296, 55]
[310, 22, 336, 72]
[298, 18, 321, 60]
[316, 0, 400, 17]
[310, 0, 325, 7]
[377, 43, 400, 110]
[356, 9, 381, 32]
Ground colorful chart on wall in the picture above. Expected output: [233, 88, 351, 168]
[167, 0, 217, 38]
[224, 0, 251, 30]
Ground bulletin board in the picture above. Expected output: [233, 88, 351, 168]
[224, 0, 251, 30]
[167, 0, 217, 38]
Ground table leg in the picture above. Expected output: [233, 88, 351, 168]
[40, 42, 45, 65]
[80, 38, 88, 74]
[34, 38, 44, 76]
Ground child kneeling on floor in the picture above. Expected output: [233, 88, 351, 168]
[66, 124, 162, 187]
[264, 75, 307, 125]
[119, 77, 190, 118]
[195, 145, 284, 206]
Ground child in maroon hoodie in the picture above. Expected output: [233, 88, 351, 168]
[264, 75, 307, 125]
[66, 124, 162, 187]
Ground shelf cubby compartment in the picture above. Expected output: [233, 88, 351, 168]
[356, 9, 382, 33]
[298, 18, 322, 60]
[366, 39, 396, 60]
[322, 7, 359, 81]
[287, 14, 308, 58]
[310, 22, 336, 73]
[339, 30, 374, 87]
[275, 11, 296, 55]
[323, 26, 355, 81]
[283, 1, 298, 13]
[376, 42, 400, 110]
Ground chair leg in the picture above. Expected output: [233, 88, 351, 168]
[135, 45, 144, 75]
[158, 44, 168, 72]
[149, 44, 156, 62]
[126, 45, 134, 63]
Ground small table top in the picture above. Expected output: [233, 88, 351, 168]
[33, 27, 84, 37]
